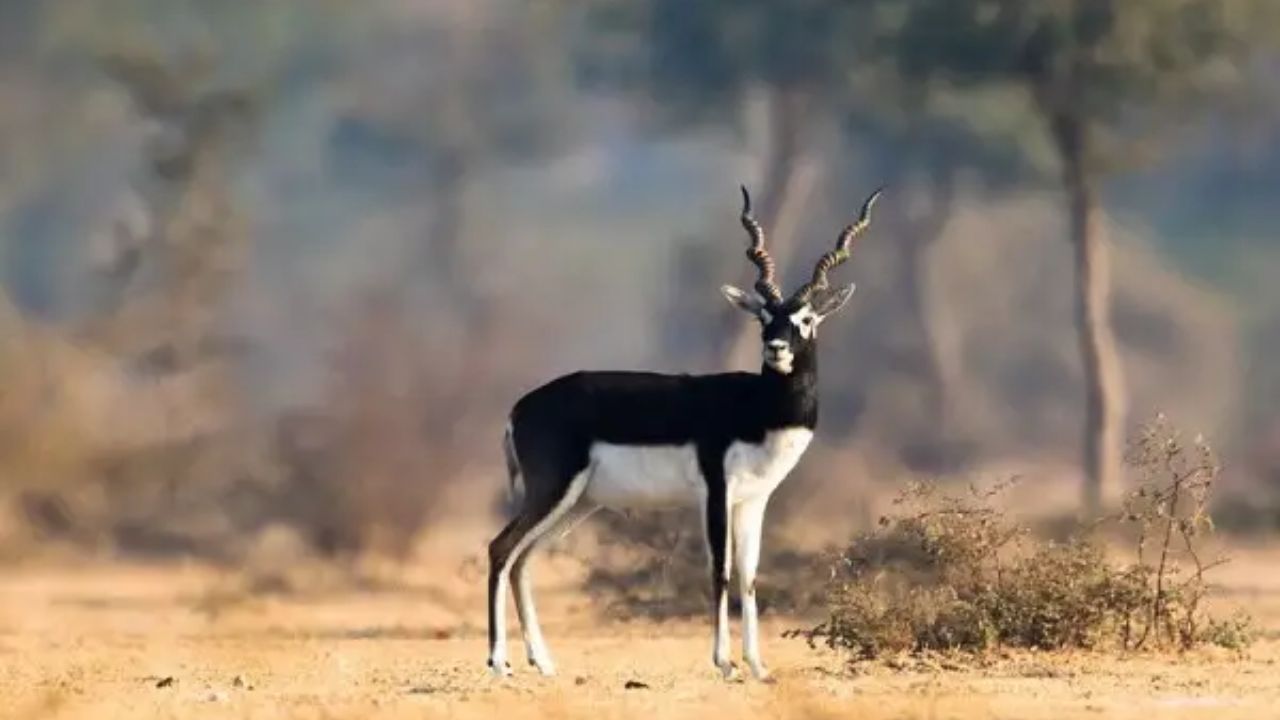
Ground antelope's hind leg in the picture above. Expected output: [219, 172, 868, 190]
[487, 511, 538, 676]
[510, 499, 598, 676]
[486, 462, 590, 677]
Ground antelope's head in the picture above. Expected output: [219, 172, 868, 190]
[721, 185, 882, 375]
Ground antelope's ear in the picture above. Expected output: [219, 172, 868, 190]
[721, 285, 768, 317]
[812, 283, 855, 318]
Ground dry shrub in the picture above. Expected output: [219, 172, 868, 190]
[791, 417, 1250, 661]
[1122, 415, 1252, 651]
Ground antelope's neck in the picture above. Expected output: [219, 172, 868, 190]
[760, 349, 819, 429]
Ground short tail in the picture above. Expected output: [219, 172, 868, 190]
[503, 420, 523, 503]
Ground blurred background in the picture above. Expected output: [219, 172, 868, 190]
[2, 0, 1279, 567]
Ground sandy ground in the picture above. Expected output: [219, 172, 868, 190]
[3, 543, 1280, 720]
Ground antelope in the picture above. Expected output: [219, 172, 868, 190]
[487, 185, 882, 680]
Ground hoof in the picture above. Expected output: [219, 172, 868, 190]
[528, 657, 557, 677]
[488, 659, 513, 678]
[715, 660, 739, 681]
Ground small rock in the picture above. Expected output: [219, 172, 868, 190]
[574, 676, 588, 686]
[232, 674, 248, 689]
[624, 680, 650, 690]
[206, 690, 228, 703]
[155, 677, 175, 689]
[407, 686, 435, 695]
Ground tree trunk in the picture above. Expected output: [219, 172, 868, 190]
[897, 170, 958, 440]
[1053, 114, 1127, 514]
[424, 150, 468, 296]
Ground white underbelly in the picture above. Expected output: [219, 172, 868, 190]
[581, 428, 814, 510]
[584, 442, 704, 510]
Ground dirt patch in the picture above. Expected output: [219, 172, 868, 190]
[1, 553, 1278, 720]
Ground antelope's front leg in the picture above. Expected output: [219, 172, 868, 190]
[733, 496, 770, 680]
[703, 487, 734, 679]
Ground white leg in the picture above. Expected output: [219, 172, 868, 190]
[733, 497, 770, 680]
[490, 573, 512, 676]
[488, 469, 590, 676]
[512, 502, 597, 676]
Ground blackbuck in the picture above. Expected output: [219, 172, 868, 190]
[488, 186, 883, 680]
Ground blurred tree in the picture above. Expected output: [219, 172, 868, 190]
[884, 0, 1275, 511]
[302, 2, 584, 552]
[90, 50, 258, 370]
[581, 0, 867, 367]
[12, 1, 353, 550]
[333, 2, 577, 310]
[831, 61, 1037, 469]
[41, 0, 363, 343]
